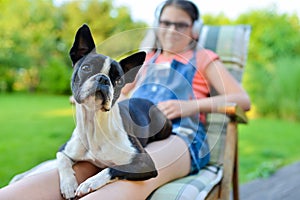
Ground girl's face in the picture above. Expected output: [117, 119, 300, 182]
[157, 5, 194, 54]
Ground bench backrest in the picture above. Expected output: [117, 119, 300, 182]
[199, 25, 251, 164]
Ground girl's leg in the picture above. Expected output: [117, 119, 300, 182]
[0, 135, 190, 200]
[0, 162, 100, 200]
[80, 135, 191, 200]
[0, 169, 63, 200]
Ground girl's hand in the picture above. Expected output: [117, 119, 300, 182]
[157, 100, 197, 120]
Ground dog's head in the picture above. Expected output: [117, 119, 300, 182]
[69, 24, 146, 111]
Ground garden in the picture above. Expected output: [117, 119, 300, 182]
[0, 0, 300, 188]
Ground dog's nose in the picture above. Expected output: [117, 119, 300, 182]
[97, 75, 110, 85]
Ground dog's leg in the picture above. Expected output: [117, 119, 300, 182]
[109, 151, 158, 181]
[75, 168, 115, 197]
[56, 152, 78, 199]
[75, 151, 156, 197]
[74, 149, 156, 197]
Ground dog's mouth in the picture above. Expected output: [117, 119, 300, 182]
[95, 88, 111, 111]
[95, 90, 104, 101]
[78, 90, 112, 112]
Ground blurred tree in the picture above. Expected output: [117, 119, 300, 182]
[203, 13, 231, 25]
[0, 0, 146, 93]
[0, 0, 66, 92]
[235, 9, 300, 120]
[202, 8, 300, 120]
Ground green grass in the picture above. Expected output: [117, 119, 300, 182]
[238, 118, 300, 183]
[0, 94, 300, 187]
[0, 93, 75, 187]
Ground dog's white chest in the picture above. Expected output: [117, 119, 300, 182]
[64, 104, 136, 167]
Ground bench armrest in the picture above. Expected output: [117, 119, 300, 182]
[217, 103, 248, 124]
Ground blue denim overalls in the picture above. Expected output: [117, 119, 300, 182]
[132, 51, 210, 174]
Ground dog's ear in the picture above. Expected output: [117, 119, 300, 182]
[69, 24, 96, 66]
[119, 51, 146, 83]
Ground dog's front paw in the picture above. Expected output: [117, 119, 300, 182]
[75, 177, 99, 197]
[60, 175, 78, 199]
[75, 168, 112, 197]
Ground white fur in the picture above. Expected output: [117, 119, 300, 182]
[57, 97, 137, 199]
[101, 57, 111, 75]
[69, 102, 137, 166]
[75, 168, 115, 197]
[57, 152, 78, 199]
[78, 77, 96, 103]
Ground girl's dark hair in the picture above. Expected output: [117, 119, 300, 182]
[141, 0, 200, 52]
[158, 0, 200, 23]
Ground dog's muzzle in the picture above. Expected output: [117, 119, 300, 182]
[95, 75, 112, 109]
[76, 74, 113, 111]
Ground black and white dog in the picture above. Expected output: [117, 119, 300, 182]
[56, 24, 172, 199]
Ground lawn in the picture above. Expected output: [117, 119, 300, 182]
[0, 93, 300, 187]
[238, 118, 300, 183]
[0, 93, 75, 187]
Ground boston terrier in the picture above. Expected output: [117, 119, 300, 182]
[57, 24, 172, 199]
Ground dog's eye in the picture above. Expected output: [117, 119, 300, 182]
[115, 78, 124, 87]
[81, 65, 92, 72]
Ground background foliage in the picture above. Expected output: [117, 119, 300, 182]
[203, 10, 300, 121]
[0, 0, 300, 121]
[0, 0, 146, 94]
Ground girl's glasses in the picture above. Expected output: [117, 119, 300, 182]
[159, 20, 192, 32]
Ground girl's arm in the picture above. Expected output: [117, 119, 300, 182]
[157, 60, 251, 119]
